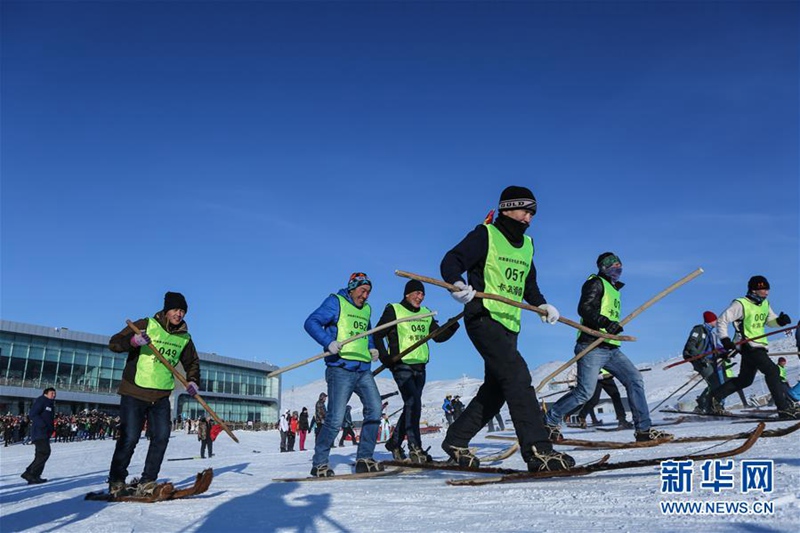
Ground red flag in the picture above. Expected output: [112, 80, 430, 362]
[483, 209, 495, 225]
[210, 424, 223, 442]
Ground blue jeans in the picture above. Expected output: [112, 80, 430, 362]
[545, 344, 652, 432]
[109, 394, 171, 483]
[312, 366, 382, 468]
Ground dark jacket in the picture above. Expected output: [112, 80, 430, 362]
[29, 394, 55, 442]
[374, 300, 460, 369]
[440, 215, 547, 328]
[576, 273, 626, 347]
[342, 406, 353, 429]
[298, 411, 310, 432]
[109, 312, 201, 403]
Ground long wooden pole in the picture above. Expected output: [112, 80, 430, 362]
[394, 270, 636, 342]
[126, 319, 239, 444]
[372, 312, 465, 376]
[535, 268, 704, 394]
[664, 325, 799, 369]
[268, 311, 437, 378]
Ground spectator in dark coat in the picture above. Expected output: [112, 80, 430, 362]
[21, 388, 56, 484]
[298, 407, 310, 451]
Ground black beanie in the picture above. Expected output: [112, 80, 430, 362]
[747, 275, 770, 291]
[163, 291, 188, 313]
[404, 280, 425, 296]
[498, 186, 537, 214]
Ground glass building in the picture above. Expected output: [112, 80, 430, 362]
[0, 320, 281, 424]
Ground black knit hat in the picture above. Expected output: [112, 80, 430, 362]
[163, 291, 188, 313]
[498, 186, 537, 214]
[747, 275, 770, 291]
[404, 279, 425, 296]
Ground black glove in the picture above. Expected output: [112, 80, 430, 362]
[721, 337, 736, 352]
[605, 321, 623, 335]
[378, 350, 396, 368]
[776, 312, 791, 326]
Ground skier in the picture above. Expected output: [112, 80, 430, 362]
[304, 272, 384, 476]
[106, 291, 201, 497]
[543, 252, 673, 442]
[374, 279, 460, 463]
[439, 185, 575, 472]
[683, 311, 726, 414]
[709, 275, 798, 419]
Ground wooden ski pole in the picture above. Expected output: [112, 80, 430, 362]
[536, 267, 704, 393]
[372, 312, 465, 376]
[126, 320, 239, 444]
[663, 324, 799, 370]
[394, 270, 635, 342]
[269, 311, 437, 378]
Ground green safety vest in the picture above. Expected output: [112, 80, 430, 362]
[482, 224, 533, 332]
[335, 294, 372, 363]
[135, 317, 191, 390]
[735, 297, 769, 345]
[724, 361, 736, 379]
[580, 275, 622, 347]
[779, 365, 787, 383]
[600, 368, 612, 379]
[391, 304, 432, 364]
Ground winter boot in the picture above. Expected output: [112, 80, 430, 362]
[577, 417, 587, 429]
[385, 439, 407, 461]
[441, 440, 480, 468]
[617, 420, 633, 430]
[408, 445, 430, 464]
[310, 464, 334, 477]
[777, 404, 800, 420]
[354, 458, 385, 474]
[708, 397, 728, 415]
[134, 479, 158, 497]
[635, 428, 674, 442]
[108, 480, 133, 497]
[543, 423, 563, 443]
[526, 445, 576, 472]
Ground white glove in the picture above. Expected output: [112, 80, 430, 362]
[538, 303, 560, 324]
[327, 341, 343, 354]
[451, 281, 476, 305]
[369, 348, 380, 361]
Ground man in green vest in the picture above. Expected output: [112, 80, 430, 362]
[374, 279, 460, 463]
[710, 275, 797, 419]
[107, 291, 201, 497]
[439, 185, 575, 472]
[304, 272, 384, 477]
[543, 253, 673, 443]
[777, 357, 792, 398]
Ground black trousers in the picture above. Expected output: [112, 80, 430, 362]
[712, 344, 791, 410]
[389, 365, 426, 449]
[445, 316, 549, 459]
[200, 438, 213, 458]
[26, 438, 51, 478]
[579, 377, 627, 422]
[339, 426, 357, 446]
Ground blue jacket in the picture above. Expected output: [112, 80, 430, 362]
[304, 289, 375, 372]
[29, 394, 55, 442]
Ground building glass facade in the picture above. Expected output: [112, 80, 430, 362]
[0, 320, 281, 423]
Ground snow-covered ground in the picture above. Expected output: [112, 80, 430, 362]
[1, 338, 798, 533]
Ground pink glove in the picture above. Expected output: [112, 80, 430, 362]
[131, 332, 151, 347]
[185, 381, 199, 397]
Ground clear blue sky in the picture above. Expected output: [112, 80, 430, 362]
[2, 1, 797, 393]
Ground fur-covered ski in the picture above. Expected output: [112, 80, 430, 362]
[595, 416, 688, 432]
[660, 408, 788, 422]
[272, 466, 408, 482]
[85, 469, 213, 502]
[446, 423, 765, 486]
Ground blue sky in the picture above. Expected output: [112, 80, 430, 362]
[2, 1, 797, 393]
